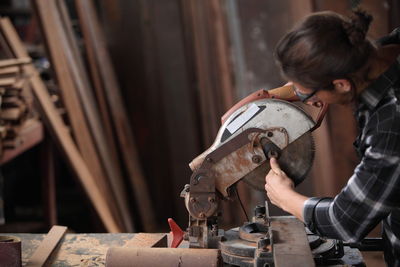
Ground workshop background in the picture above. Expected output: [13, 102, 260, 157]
[0, 0, 398, 264]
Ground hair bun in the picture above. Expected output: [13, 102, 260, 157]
[342, 9, 373, 46]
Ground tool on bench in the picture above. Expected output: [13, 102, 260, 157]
[106, 85, 368, 267]
[174, 84, 336, 267]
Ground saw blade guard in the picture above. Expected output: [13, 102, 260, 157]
[189, 98, 316, 192]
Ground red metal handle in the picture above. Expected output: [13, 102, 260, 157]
[168, 218, 184, 248]
[310, 102, 329, 132]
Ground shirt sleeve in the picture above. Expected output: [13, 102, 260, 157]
[377, 27, 400, 45]
[303, 127, 400, 242]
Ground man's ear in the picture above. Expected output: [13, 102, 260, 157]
[332, 79, 352, 93]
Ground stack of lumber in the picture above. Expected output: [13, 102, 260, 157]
[0, 57, 39, 156]
[0, 0, 155, 233]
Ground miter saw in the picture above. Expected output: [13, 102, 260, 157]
[106, 85, 369, 267]
[173, 85, 366, 266]
[180, 84, 318, 244]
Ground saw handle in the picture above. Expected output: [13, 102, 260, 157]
[221, 84, 328, 132]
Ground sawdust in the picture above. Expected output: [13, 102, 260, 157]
[19, 234, 143, 266]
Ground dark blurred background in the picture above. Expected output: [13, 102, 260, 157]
[0, 0, 398, 242]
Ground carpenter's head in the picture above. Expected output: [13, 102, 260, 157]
[275, 10, 375, 105]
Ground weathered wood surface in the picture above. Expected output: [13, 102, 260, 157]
[271, 216, 315, 267]
[12, 233, 167, 267]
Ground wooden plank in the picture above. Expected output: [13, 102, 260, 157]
[0, 29, 14, 58]
[31, 0, 124, 230]
[180, 0, 220, 146]
[76, 2, 117, 165]
[0, 57, 31, 68]
[179, 0, 239, 223]
[0, 125, 7, 139]
[25, 225, 67, 267]
[0, 65, 19, 76]
[225, 0, 248, 99]
[0, 119, 43, 164]
[124, 233, 167, 248]
[4, 88, 21, 96]
[41, 135, 57, 228]
[133, 0, 204, 225]
[180, 0, 235, 146]
[3, 137, 24, 148]
[2, 96, 24, 108]
[75, 0, 156, 231]
[55, 0, 133, 231]
[271, 216, 315, 267]
[208, 0, 235, 110]
[11, 77, 26, 90]
[0, 107, 23, 120]
[0, 76, 16, 87]
[0, 17, 120, 232]
[100, 0, 122, 22]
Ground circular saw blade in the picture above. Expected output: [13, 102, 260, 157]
[243, 131, 315, 191]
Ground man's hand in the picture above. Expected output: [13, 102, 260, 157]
[265, 157, 308, 221]
[265, 157, 295, 209]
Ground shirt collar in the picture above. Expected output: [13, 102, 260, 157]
[358, 55, 400, 110]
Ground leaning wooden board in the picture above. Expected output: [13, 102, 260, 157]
[31, 0, 125, 231]
[0, 17, 120, 233]
[75, 0, 156, 231]
[54, 0, 133, 232]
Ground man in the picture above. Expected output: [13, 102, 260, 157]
[265, 10, 400, 265]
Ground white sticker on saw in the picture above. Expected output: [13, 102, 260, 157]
[227, 103, 260, 134]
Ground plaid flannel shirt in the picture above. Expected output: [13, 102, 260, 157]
[303, 28, 400, 266]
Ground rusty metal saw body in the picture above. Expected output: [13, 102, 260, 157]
[189, 98, 316, 196]
[123, 88, 365, 266]
[181, 96, 318, 251]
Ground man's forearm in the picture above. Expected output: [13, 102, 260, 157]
[280, 190, 309, 222]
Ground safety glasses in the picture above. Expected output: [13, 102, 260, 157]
[293, 86, 317, 103]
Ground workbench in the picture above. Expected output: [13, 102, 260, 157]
[5, 230, 368, 267]
[7, 230, 365, 266]
[9, 233, 168, 266]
